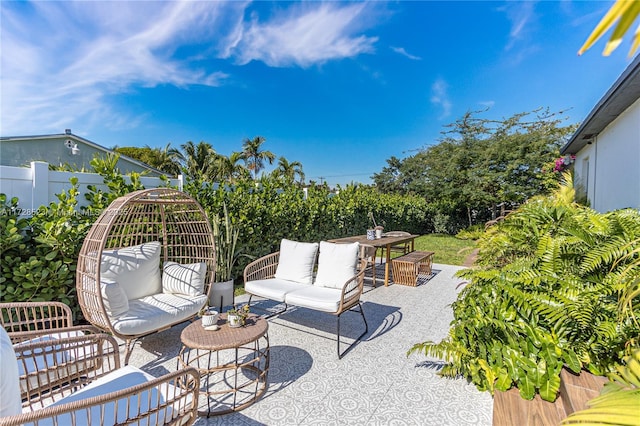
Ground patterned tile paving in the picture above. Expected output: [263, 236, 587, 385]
[127, 263, 493, 425]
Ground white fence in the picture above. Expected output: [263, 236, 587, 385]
[0, 161, 183, 214]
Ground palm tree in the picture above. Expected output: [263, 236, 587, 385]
[274, 156, 305, 185]
[150, 143, 183, 176]
[180, 141, 217, 182]
[216, 151, 249, 183]
[241, 136, 276, 180]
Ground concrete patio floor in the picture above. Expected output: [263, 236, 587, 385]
[127, 263, 493, 425]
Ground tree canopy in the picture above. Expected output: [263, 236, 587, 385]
[373, 109, 576, 227]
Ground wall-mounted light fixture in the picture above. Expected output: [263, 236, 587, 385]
[64, 139, 80, 155]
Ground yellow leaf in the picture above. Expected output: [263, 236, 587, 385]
[579, 0, 640, 56]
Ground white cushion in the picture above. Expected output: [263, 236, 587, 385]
[245, 278, 313, 303]
[101, 241, 162, 301]
[284, 286, 343, 313]
[39, 365, 184, 425]
[162, 261, 206, 296]
[101, 279, 129, 318]
[0, 328, 22, 417]
[111, 293, 207, 336]
[314, 241, 360, 289]
[274, 239, 318, 285]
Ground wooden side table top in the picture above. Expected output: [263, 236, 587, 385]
[181, 313, 268, 351]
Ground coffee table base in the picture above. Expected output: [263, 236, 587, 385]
[179, 334, 269, 417]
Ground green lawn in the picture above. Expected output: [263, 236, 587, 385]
[412, 234, 477, 266]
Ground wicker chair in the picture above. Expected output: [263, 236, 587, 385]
[76, 188, 216, 364]
[378, 231, 412, 264]
[359, 243, 378, 287]
[0, 329, 199, 426]
[0, 301, 99, 344]
[1, 301, 102, 402]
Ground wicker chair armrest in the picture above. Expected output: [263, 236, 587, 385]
[337, 259, 367, 314]
[0, 366, 200, 426]
[1, 301, 74, 334]
[13, 332, 121, 408]
[244, 251, 280, 282]
[7, 324, 101, 345]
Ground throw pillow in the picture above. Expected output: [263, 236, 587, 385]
[100, 279, 129, 318]
[314, 241, 360, 289]
[162, 261, 206, 296]
[273, 239, 319, 284]
[101, 241, 162, 300]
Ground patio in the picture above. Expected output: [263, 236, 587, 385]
[127, 263, 493, 425]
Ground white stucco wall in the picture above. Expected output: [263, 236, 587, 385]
[574, 97, 640, 212]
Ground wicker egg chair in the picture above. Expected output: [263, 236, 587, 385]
[76, 188, 216, 363]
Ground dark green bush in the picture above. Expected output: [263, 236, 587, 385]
[186, 176, 433, 279]
[1, 169, 432, 321]
[409, 178, 640, 402]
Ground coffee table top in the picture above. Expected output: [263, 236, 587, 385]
[181, 313, 268, 351]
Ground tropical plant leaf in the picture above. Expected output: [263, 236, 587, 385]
[578, 0, 640, 58]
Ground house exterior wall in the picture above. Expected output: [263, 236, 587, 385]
[0, 135, 163, 176]
[574, 97, 640, 212]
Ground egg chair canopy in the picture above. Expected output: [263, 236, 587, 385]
[76, 188, 216, 357]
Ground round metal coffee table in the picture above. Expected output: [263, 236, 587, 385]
[178, 313, 269, 416]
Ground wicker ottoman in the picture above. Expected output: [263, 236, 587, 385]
[391, 251, 435, 286]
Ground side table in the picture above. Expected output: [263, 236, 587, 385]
[178, 313, 269, 416]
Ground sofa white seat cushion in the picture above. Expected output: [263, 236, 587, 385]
[284, 286, 343, 313]
[273, 239, 319, 285]
[112, 293, 207, 336]
[162, 261, 206, 297]
[31, 365, 186, 426]
[101, 241, 162, 301]
[314, 241, 360, 289]
[245, 278, 311, 303]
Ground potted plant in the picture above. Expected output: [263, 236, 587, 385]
[368, 211, 384, 239]
[210, 202, 244, 310]
[199, 304, 220, 328]
[227, 304, 250, 328]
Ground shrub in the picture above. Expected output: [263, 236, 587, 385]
[409, 177, 640, 402]
[1, 169, 433, 318]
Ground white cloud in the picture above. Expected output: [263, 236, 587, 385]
[478, 100, 495, 109]
[499, 1, 537, 51]
[430, 78, 452, 119]
[223, 3, 378, 67]
[390, 46, 421, 60]
[1, 1, 380, 135]
[0, 1, 245, 135]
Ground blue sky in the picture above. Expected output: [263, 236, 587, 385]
[1, 1, 636, 186]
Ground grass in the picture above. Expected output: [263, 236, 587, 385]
[381, 234, 477, 266]
[412, 234, 477, 266]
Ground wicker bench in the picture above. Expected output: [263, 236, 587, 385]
[391, 250, 435, 286]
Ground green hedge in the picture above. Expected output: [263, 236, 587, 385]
[1, 172, 432, 321]
[186, 177, 433, 278]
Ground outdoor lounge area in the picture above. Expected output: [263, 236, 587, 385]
[123, 262, 493, 425]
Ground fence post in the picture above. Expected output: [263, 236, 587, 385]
[31, 161, 49, 211]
